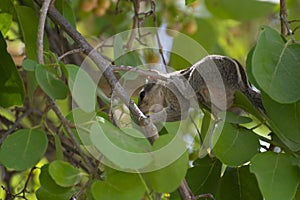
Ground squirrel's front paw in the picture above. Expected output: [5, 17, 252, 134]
[148, 110, 168, 123]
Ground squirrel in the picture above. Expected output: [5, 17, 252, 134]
[138, 55, 264, 122]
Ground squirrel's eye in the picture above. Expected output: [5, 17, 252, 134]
[139, 91, 145, 101]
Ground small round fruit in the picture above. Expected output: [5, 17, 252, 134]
[183, 19, 198, 35]
[94, 7, 106, 17]
[80, 0, 97, 12]
[166, 23, 182, 37]
[97, 0, 111, 9]
[188, 0, 200, 8]
[146, 54, 160, 64]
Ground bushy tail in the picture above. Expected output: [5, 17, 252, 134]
[244, 88, 265, 113]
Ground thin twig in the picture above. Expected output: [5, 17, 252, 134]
[2, 167, 37, 199]
[36, 0, 96, 173]
[293, 25, 300, 35]
[195, 193, 216, 200]
[126, 0, 140, 50]
[280, 0, 287, 36]
[279, 0, 296, 42]
[58, 47, 84, 60]
[48, 97, 95, 173]
[37, 0, 52, 64]
[288, 19, 300, 23]
[150, 0, 167, 66]
[0, 109, 40, 144]
[112, 65, 168, 81]
[33, 1, 196, 199]
[189, 115, 203, 145]
[35, 0, 159, 142]
[14, 167, 37, 198]
[178, 179, 195, 200]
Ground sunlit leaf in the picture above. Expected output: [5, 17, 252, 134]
[0, 13, 12, 35]
[39, 165, 73, 193]
[49, 160, 82, 187]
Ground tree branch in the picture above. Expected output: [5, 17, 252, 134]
[37, 0, 52, 64]
[279, 0, 295, 42]
[36, 0, 96, 173]
[34, 0, 159, 142]
[33, 1, 197, 199]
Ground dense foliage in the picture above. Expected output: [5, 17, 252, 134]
[0, 0, 300, 199]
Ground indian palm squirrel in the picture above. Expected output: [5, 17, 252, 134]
[138, 55, 264, 122]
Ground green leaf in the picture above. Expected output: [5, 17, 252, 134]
[89, 119, 153, 171]
[185, 0, 197, 5]
[114, 51, 143, 75]
[39, 165, 73, 194]
[65, 108, 96, 145]
[54, 134, 64, 160]
[186, 157, 222, 196]
[36, 187, 76, 200]
[262, 93, 300, 151]
[55, 0, 76, 44]
[189, 19, 218, 52]
[252, 26, 300, 103]
[205, 0, 276, 21]
[216, 166, 262, 200]
[64, 64, 96, 112]
[26, 71, 38, 102]
[169, 33, 207, 70]
[0, 13, 12, 36]
[250, 152, 300, 200]
[113, 34, 123, 62]
[35, 64, 68, 99]
[91, 170, 145, 200]
[145, 134, 189, 193]
[0, 0, 14, 16]
[15, 6, 39, 59]
[22, 58, 38, 71]
[233, 91, 264, 121]
[293, 184, 300, 200]
[246, 46, 260, 90]
[0, 32, 25, 107]
[213, 123, 260, 167]
[199, 111, 214, 157]
[49, 160, 82, 187]
[218, 111, 252, 124]
[0, 129, 48, 171]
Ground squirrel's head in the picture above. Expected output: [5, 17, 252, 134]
[138, 79, 166, 115]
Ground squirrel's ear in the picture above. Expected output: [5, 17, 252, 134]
[146, 77, 157, 84]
